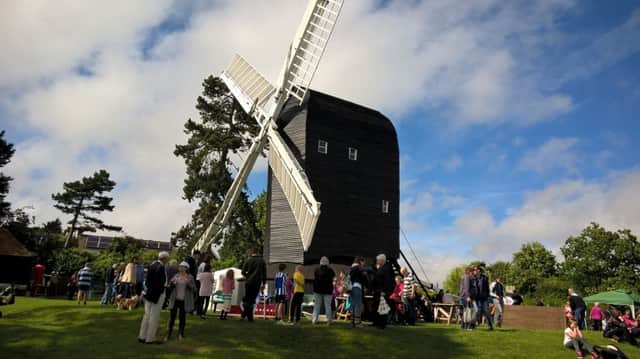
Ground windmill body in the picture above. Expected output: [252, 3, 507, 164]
[265, 91, 399, 265]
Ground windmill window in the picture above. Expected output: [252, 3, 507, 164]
[318, 140, 328, 154]
[382, 200, 390, 213]
[348, 147, 358, 161]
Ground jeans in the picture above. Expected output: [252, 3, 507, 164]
[312, 293, 333, 324]
[168, 299, 186, 338]
[574, 307, 586, 329]
[350, 286, 363, 321]
[402, 297, 416, 325]
[242, 283, 260, 322]
[493, 297, 503, 327]
[101, 283, 114, 304]
[138, 293, 165, 342]
[289, 292, 304, 322]
[564, 338, 594, 354]
[476, 299, 494, 329]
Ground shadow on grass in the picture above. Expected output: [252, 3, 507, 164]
[0, 298, 477, 359]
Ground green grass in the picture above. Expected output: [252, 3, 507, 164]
[1, 298, 638, 358]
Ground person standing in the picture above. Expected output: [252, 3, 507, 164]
[569, 288, 587, 330]
[490, 276, 505, 328]
[400, 267, 416, 326]
[459, 266, 475, 330]
[138, 251, 169, 344]
[76, 263, 94, 305]
[120, 256, 138, 298]
[312, 257, 336, 325]
[474, 267, 493, 331]
[241, 248, 266, 322]
[196, 263, 215, 318]
[349, 257, 367, 327]
[184, 250, 200, 314]
[101, 264, 117, 305]
[589, 303, 604, 331]
[273, 263, 288, 323]
[166, 262, 196, 341]
[219, 269, 235, 320]
[135, 258, 145, 296]
[289, 265, 305, 324]
[163, 259, 178, 309]
[372, 254, 395, 329]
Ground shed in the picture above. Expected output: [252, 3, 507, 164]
[0, 229, 33, 284]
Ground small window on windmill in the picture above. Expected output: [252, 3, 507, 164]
[318, 140, 328, 154]
[382, 200, 390, 214]
[348, 147, 358, 161]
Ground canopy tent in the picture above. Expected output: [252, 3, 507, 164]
[583, 290, 640, 318]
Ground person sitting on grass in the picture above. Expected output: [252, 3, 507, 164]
[165, 261, 196, 341]
[621, 309, 640, 339]
[77, 262, 93, 305]
[219, 269, 235, 320]
[603, 308, 638, 346]
[563, 319, 599, 359]
[273, 263, 287, 323]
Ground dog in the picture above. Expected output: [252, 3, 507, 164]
[115, 294, 139, 311]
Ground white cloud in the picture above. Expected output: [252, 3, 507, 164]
[455, 169, 640, 261]
[518, 137, 579, 173]
[0, 0, 634, 243]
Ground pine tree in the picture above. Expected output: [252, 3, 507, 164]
[51, 169, 121, 247]
[174, 76, 262, 260]
[0, 130, 15, 221]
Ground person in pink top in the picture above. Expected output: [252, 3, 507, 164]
[219, 269, 235, 320]
[589, 303, 604, 331]
[196, 263, 215, 319]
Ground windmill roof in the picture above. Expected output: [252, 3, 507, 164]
[307, 90, 396, 132]
[0, 229, 33, 257]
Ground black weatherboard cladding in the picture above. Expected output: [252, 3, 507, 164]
[265, 90, 399, 265]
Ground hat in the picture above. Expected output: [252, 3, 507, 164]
[179, 261, 190, 269]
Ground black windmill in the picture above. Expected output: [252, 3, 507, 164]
[194, 0, 399, 267]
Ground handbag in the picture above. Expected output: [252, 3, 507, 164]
[377, 294, 390, 315]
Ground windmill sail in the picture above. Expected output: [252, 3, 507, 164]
[193, 0, 343, 255]
[279, 0, 344, 105]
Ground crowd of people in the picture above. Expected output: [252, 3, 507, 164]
[458, 265, 505, 331]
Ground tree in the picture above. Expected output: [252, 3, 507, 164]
[0, 130, 15, 221]
[443, 265, 466, 294]
[51, 169, 121, 248]
[174, 76, 262, 262]
[561, 223, 640, 295]
[509, 242, 558, 295]
[486, 261, 511, 283]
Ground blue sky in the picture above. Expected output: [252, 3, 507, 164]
[1, 0, 639, 283]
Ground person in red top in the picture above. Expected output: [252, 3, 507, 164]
[389, 275, 404, 323]
[589, 303, 604, 331]
[621, 309, 640, 339]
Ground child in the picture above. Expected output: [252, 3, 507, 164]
[289, 265, 305, 324]
[219, 269, 235, 320]
[589, 303, 604, 331]
[274, 263, 287, 323]
[563, 320, 598, 359]
[565, 300, 574, 326]
[196, 263, 215, 318]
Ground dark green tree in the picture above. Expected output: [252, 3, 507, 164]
[0, 130, 15, 221]
[174, 76, 262, 262]
[51, 169, 121, 248]
[561, 223, 640, 295]
[487, 260, 511, 283]
[509, 242, 558, 295]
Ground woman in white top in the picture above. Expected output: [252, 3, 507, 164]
[563, 320, 598, 359]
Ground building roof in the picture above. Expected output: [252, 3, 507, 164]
[0, 229, 33, 257]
